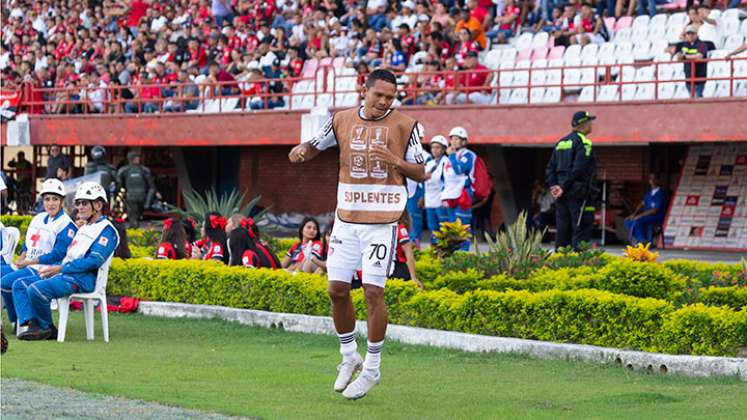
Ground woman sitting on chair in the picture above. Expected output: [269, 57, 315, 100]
[14, 182, 119, 341]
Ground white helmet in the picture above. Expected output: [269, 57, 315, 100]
[430, 135, 449, 147]
[74, 182, 108, 204]
[40, 178, 66, 197]
[449, 126, 468, 139]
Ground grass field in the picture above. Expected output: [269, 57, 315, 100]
[2, 313, 746, 419]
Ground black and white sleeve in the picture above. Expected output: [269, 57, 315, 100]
[405, 122, 425, 164]
[309, 115, 337, 151]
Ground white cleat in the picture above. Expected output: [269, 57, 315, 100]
[334, 353, 363, 392]
[342, 370, 380, 400]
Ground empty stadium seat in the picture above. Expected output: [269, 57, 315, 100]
[741, 19, 747, 37]
[615, 16, 633, 31]
[547, 46, 565, 60]
[580, 44, 599, 61]
[542, 87, 562, 103]
[578, 85, 596, 102]
[498, 88, 512, 104]
[614, 27, 633, 43]
[598, 85, 620, 101]
[515, 33, 534, 51]
[657, 82, 677, 99]
[511, 68, 529, 87]
[529, 87, 546, 104]
[614, 42, 634, 60]
[667, 12, 688, 31]
[722, 18, 741, 37]
[532, 47, 549, 61]
[562, 58, 582, 92]
[698, 24, 721, 48]
[532, 32, 550, 49]
[674, 83, 691, 99]
[634, 83, 655, 100]
[508, 88, 528, 104]
[486, 49, 503, 69]
[703, 81, 729, 97]
[650, 13, 668, 31]
[665, 26, 683, 44]
[564, 44, 582, 60]
[650, 39, 668, 58]
[657, 61, 674, 81]
[621, 84, 637, 101]
[633, 40, 653, 61]
[620, 65, 636, 83]
[502, 48, 518, 63]
[517, 48, 532, 62]
[723, 34, 745, 52]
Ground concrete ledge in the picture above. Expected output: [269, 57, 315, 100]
[139, 301, 747, 381]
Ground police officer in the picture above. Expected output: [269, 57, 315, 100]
[545, 111, 597, 250]
[84, 146, 117, 199]
[116, 151, 156, 228]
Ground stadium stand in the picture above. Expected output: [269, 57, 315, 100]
[2, 0, 746, 115]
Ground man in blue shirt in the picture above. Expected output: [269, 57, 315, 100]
[624, 173, 667, 245]
[16, 182, 118, 341]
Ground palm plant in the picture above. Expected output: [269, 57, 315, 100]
[166, 188, 269, 224]
[483, 211, 550, 278]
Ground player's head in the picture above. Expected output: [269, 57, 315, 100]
[363, 69, 398, 118]
[40, 178, 65, 217]
[74, 181, 108, 222]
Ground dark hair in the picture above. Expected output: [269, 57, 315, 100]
[204, 212, 229, 263]
[111, 218, 132, 259]
[298, 217, 321, 241]
[365, 69, 397, 88]
[182, 218, 197, 242]
[161, 218, 187, 259]
[228, 224, 281, 268]
[320, 224, 333, 261]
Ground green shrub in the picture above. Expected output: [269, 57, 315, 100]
[441, 252, 497, 278]
[457, 289, 672, 350]
[414, 253, 443, 285]
[130, 245, 157, 259]
[597, 259, 687, 301]
[0, 215, 31, 232]
[127, 228, 161, 247]
[473, 275, 525, 292]
[106, 258, 747, 356]
[547, 244, 611, 269]
[664, 259, 744, 288]
[483, 212, 550, 278]
[432, 269, 485, 294]
[659, 304, 747, 356]
[699, 286, 747, 310]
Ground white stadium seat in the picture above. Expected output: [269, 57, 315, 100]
[529, 87, 546, 103]
[614, 27, 632, 43]
[508, 88, 528, 104]
[723, 34, 744, 52]
[515, 33, 534, 51]
[580, 44, 599, 61]
[542, 88, 562, 103]
[674, 83, 691, 99]
[564, 44, 582, 60]
[633, 40, 653, 61]
[598, 85, 619, 101]
[578, 86, 596, 102]
[621, 84, 637, 101]
[667, 12, 688, 31]
[741, 19, 747, 37]
[657, 82, 677, 100]
[634, 83, 655, 100]
[722, 18, 740, 37]
[532, 32, 550, 49]
[486, 49, 503, 69]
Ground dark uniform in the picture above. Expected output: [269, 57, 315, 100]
[116, 151, 155, 228]
[84, 146, 117, 199]
[545, 111, 597, 250]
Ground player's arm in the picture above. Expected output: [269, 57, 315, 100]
[289, 115, 336, 163]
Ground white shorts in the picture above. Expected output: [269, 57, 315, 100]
[326, 215, 398, 288]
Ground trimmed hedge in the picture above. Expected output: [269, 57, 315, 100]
[664, 259, 744, 288]
[0, 215, 31, 233]
[699, 286, 747, 310]
[107, 259, 747, 356]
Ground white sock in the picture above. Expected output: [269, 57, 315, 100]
[337, 330, 358, 362]
[363, 340, 383, 375]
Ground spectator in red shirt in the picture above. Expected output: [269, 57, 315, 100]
[282, 217, 321, 272]
[198, 212, 229, 263]
[156, 217, 189, 260]
[124, 72, 161, 113]
[486, 0, 521, 44]
[447, 51, 494, 105]
[389, 213, 423, 288]
[127, 0, 150, 35]
[207, 61, 240, 96]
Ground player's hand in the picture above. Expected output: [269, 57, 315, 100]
[413, 278, 424, 290]
[289, 143, 311, 163]
[369, 144, 401, 166]
[38, 265, 62, 279]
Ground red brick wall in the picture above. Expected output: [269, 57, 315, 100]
[239, 146, 339, 214]
[595, 146, 648, 182]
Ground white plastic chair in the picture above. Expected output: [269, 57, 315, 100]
[657, 82, 676, 100]
[508, 88, 528, 104]
[529, 87, 546, 104]
[515, 33, 534, 51]
[633, 40, 653, 61]
[532, 32, 550, 49]
[580, 44, 600, 61]
[741, 19, 747, 37]
[542, 87, 561, 103]
[598, 85, 619, 101]
[723, 34, 745, 53]
[667, 13, 688, 31]
[578, 85, 596, 102]
[650, 14, 669, 32]
[721, 18, 740, 37]
[613, 27, 632, 43]
[57, 256, 113, 343]
[1, 227, 19, 266]
[563, 44, 582, 60]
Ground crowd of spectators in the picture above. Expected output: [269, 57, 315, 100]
[1, 0, 744, 113]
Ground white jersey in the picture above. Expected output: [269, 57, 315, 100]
[424, 155, 446, 208]
[25, 212, 75, 264]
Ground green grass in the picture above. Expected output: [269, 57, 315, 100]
[2, 313, 746, 420]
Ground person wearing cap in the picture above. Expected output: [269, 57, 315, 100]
[423, 135, 450, 243]
[674, 26, 715, 98]
[116, 151, 157, 228]
[1, 178, 77, 336]
[442, 126, 477, 250]
[15, 182, 118, 341]
[545, 111, 598, 250]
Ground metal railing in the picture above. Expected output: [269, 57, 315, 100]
[8, 57, 746, 116]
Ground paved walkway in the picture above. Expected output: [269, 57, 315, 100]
[0, 379, 246, 420]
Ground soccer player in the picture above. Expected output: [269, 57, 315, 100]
[289, 69, 426, 400]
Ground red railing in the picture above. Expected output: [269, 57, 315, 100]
[9, 57, 747, 115]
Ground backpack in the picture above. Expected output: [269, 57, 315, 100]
[471, 156, 493, 202]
